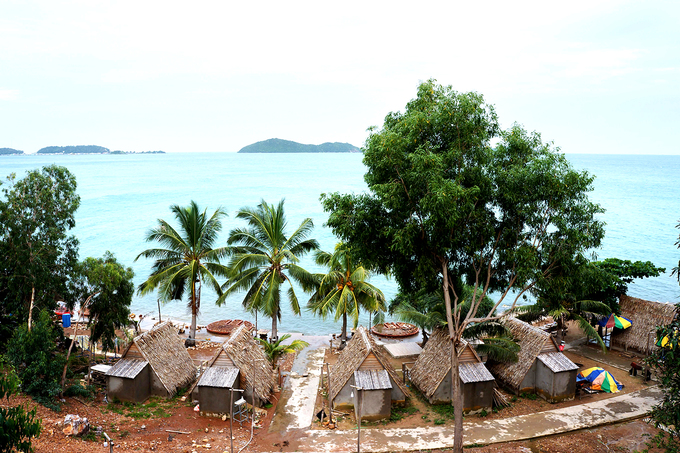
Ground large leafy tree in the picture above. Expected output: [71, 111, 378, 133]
[321, 80, 604, 452]
[516, 254, 665, 346]
[136, 201, 230, 340]
[221, 199, 319, 341]
[307, 243, 386, 344]
[0, 166, 80, 332]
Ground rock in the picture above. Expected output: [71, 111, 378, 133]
[141, 424, 146, 429]
[62, 414, 89, 437]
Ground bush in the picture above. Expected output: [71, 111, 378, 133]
[6, 310, 66, 410]
[0, 359, 42, 452]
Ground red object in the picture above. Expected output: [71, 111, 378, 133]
[559, 344, 565, 351]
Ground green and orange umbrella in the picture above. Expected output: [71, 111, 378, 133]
[577, 367, 623, 393]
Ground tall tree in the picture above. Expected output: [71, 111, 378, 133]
[307, 243, 386, 345]
[321, 80, 604, 452]
[136, 201, 230, 340]
[220, 199, 318, 341]
[0, 166, 80, 329]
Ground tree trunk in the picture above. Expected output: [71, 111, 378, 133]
[451, 340, 464, 453]
[441, 261, 464, 453]
[271, 314, 278, 343]
[190, 281, 198, 340]
[341, 312, 348, 344]
[422, 329, 429, 346]
[28, 287, 35, 332]
[60, 315, 80, 394]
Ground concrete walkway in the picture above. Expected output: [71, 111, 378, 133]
[299, 386, 662, 452]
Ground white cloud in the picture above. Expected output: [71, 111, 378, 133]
[0, 89, 19, 100]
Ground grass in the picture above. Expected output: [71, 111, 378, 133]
[520, 392, 538, 401]
[105, 397, 174, 419]
[388, 404, 419, 422]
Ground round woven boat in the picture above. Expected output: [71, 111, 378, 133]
[206, 319, 254, 335]
[371, 322, 419, 338]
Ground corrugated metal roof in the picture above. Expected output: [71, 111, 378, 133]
[459, 362, 495, 384]
[106, 358, 148, 379]
[537, 352, 579, 373]
[197, 366, 239, 388]
[353, 369, 393, 390]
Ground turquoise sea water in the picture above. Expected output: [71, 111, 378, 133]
[2, 153, 679, 334]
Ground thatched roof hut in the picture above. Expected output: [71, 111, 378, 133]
[106, 321, 196, 401]
[205, 324, 276, 406]
[612, 295, 677, 355]
[410, 329, 494, 410]
[330, 326, 409, 400]
[488, 317, 577, 401]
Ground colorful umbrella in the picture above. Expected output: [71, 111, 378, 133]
[656, 330, 678, 349]
[578, 367, 623, 393]
[597, 314, 632, 330]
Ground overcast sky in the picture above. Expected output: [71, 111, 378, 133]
[1, 0, 678, 154]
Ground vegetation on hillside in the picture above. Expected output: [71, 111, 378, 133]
[0, 147, 23, 155]
[238, 138, 359, 153]
[37, 145, 110, 154]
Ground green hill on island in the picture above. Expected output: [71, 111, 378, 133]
[0, 148, 24, 155]
[38, 145, 110, 154]
[238, 138, 360, 153]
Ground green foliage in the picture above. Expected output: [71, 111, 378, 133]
[6, 310, 65, 410]
[307, 243, 386, 342]
[645, 303, 680, 452]
[63, 384, 96, 400]
[136, 200, 230, 340]
[37, 145, 109, 154]
[0, 165, 80, 329]
[477, 409, 488, 417]
[0, 359, 42, 453]
[222, 199, 319, 339]
[105, 397, 173, 419]
[74, 252, 134, 351]
[520, 392, 538, 400]
[257, 334, 309, 366]
[237, 138, 359, 153]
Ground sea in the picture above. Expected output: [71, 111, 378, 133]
[2, 153, 679, 335]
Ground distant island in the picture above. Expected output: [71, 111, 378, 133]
[238, 138, 360, 153]
[36, 145, 165, 155]
[0, 148, 24, 155]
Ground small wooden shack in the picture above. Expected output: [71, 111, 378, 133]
[410, 329, 495, 412]
[196, 324, 275, 415]
[611, 295, 677, 355]
[488, 317, 578, 402]
[329, 326, 409, 421]
[106, 321, 196, 403]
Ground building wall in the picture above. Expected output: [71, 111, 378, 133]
[334, 375, 356, 409]
[149, 369, 170, 398]
[426, 370, 494, 413]
[107, 366, 150, 403]
[535, 362, 576, 402]
[354, 389, 391, 421]
[519, 360, 537, 394]
[199, 384, 243, 415]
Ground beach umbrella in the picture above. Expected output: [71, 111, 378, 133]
[597, 314, 632, 330]
[578, 367, 623, 393]
[656, 330, 678, 349]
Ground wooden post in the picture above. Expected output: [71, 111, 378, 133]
[350, 385, 363, 453]
[325, 362, 333, 425]
[229, 388, 234, 453]
[157, 299, 161, 323]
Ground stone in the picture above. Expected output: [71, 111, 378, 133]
[62, 414, 89, 437]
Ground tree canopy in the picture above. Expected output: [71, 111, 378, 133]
[321, 80, 604, 452]
[0, 166, 80, 331]
[136, 201, 230, 340]
[75, 252, 135, 351]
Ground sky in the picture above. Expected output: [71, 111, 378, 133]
[1, 0, 678, 154]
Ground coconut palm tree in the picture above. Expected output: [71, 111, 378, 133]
[307, 243, 386, 345]
[136, 201, 230, 341]
[220, 199, 318, 341]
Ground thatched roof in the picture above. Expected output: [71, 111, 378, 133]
[131, 321, 196, 395]
[410, 329, 490, 400]
[487, 317, 560, 391]
[613, 295, 677, 355]
[329, 326, 409, 401]
[219, 324, 275, 403]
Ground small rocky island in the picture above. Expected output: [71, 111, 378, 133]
[36, 145, 165, 154]
[0, 147, 24, 155]
[238, 138, 360, 153]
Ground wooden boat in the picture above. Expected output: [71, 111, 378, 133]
[206, 319, 254, 335]
[371, 322, 419, 338]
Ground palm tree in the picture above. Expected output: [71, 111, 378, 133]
[307, 243, 386, 345]
[258, 334, 309, 384]
[220, 199, 318, 341]
[136, 201, 230, 341]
